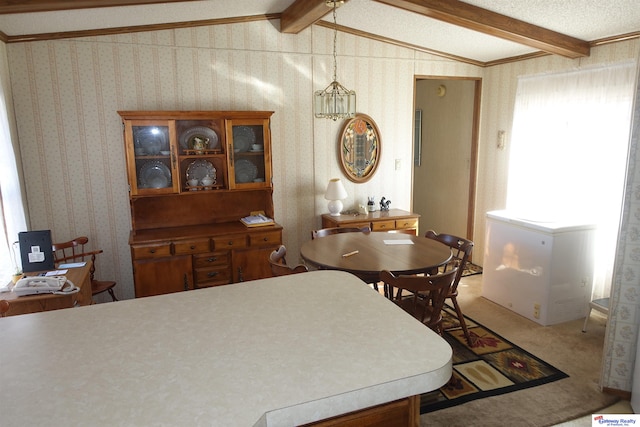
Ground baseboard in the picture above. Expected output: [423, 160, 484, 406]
[603, 387, 632, 400]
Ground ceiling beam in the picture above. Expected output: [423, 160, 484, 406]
[374, 0, 590, 58]
[281, 0, 350, 34]
[0, 0, 197, 15]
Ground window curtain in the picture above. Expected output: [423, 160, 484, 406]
[0, 71, 27, 279]
[507, 61, 638, 300]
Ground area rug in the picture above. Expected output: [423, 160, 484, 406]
[462, 262, 482, 277]
[420, 307, 568, 414]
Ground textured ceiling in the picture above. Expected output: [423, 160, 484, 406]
[0, 0, 637, 64]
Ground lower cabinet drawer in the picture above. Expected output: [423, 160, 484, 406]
[131, 243, 172, 259]
[174, 238, 211, 255]
[371, 220, 396, 231]
[195, 266, 231, 287]
[212, 235, 247, 250]
[193, 252, 229, 268]
[395, 219, 419, 230]
[249, 230, 282, 247]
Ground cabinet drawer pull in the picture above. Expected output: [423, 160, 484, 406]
[207, 257, 217, 262]
[150, 249, 156, 254]
[207, 272, 218, 278]
[380, 224, 387, 228]
[228, 241, 233, 246]
[263, 237, 269, 242]
[190, 245, 196, 250]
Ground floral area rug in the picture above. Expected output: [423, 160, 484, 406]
[461, 262, 482, 277]
[420, 307, 568, 414]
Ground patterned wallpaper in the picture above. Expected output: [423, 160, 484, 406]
[2, 19, 639, 391]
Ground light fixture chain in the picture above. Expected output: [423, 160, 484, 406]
[332, 2, 338, 82]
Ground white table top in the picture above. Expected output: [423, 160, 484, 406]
[0, 270, 452, 426]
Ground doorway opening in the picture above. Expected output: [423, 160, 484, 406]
[412, 77, 481, 242]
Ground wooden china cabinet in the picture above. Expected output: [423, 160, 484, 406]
[119, 111, 283, 298]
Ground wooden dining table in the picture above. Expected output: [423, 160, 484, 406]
[300, 232, 452, 284]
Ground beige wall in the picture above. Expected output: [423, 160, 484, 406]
[2, 19, 639, 392]
[4, 20, 482, 302]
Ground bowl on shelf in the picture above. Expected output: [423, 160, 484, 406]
[201, 177, 215, 186]
[134, 147, 145, 155]
[160, 150, 171, 155]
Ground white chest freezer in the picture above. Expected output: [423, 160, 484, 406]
[481, 210, 596, 326]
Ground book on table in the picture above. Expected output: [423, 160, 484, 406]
[240, 213, 274, 227]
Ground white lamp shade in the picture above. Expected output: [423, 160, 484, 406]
[325, 178, 348, 216]
[325, 178, 348, 201]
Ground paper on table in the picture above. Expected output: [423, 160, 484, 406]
[383, 239, 414, 245]
[45, 270, 68, 276]
[58, 262, 86, 268]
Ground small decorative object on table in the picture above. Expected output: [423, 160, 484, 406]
[380, 197, 391, 211]
[367, 196, 376, 212]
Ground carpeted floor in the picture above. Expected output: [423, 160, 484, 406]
[420, 274, 618, 427]
[420, 307, 568, 414]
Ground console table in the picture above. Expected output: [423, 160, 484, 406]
[322, 209, 420, 234]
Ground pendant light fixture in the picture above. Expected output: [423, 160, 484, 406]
[314, 0, 356, 121]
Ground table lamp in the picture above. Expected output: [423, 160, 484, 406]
[325, 178, 348, 216]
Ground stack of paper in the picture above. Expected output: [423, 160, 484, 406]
[240, 214, 274, 227]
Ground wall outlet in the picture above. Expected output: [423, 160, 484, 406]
[533, 303, 541, 319]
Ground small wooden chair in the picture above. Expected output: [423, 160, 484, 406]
[380, 268, 458, 335]
[582, 297, 609, 332]
[269, 245, 309, 276]
[0, 300, 9, 317]
[311, 226, 371, 239]
[52, 236, 118, 302]
[425, 230, 474, 344]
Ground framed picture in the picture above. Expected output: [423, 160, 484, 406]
[338, 114, 381, 183]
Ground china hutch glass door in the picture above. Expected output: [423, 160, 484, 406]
[125, 120, 178, 196]
[226, 119, 272, 189]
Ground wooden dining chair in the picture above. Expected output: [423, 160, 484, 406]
[269, 245, 309, 276]
[425, 230, 474, 344]
[52, 236, 118, 302]
[0, 300, 9, 317]
[380, 268, 458, 335]
[310, 226, 371, 240]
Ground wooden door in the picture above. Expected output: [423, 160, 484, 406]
[133, 255, 193, 297]
[412, 78, 480, 241]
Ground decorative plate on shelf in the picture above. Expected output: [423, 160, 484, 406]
[134, 127, 169, 155]
[180, 126, 219, 151]
[138, 160, 172, 189]
[232, 126, 256, 152]
[234, 159, 258, 183]
[186, 159, 216, 182]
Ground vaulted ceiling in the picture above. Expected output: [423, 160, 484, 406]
[0, 0, 638, 66]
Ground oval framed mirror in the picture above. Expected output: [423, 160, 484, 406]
[338, 114, 381, 183]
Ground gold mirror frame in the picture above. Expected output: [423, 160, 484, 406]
[339, 114, 381, 183]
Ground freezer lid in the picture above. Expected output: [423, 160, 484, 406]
[486, 210, 596, 233]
